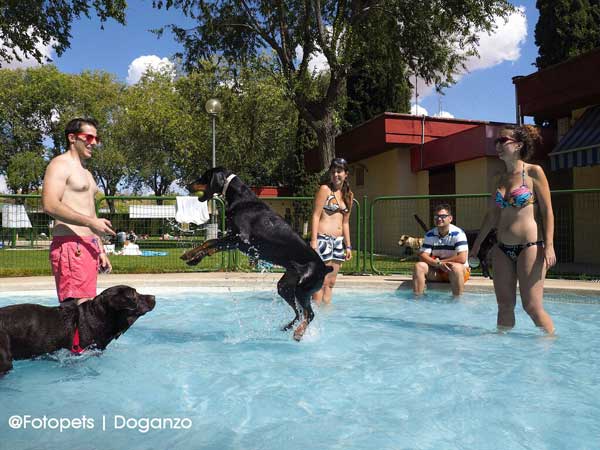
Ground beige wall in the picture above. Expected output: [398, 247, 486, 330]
[349, 147, 422, 256]
[573, 165, 600, 189]
[455, 157, 504, 231]
[573, 165, 600, 263]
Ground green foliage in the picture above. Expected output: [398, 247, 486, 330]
[535, 0, 600, 69]
[155, 0, 514, 170]
[343, 8, 412, 129]
[6, 151, 47, 193]
[0, 1, 126, 67]
[175, 58, 298, 188]
[118, 70, 194, 196]
[0, 65, 69, 173]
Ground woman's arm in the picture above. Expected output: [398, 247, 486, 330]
[310, 185, 329, 250]
[342, 194, 353, 260]
[531, 164, 556, 267]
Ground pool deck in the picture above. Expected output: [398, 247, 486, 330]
[1, 273, 599, 295]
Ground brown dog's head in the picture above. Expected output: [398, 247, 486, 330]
[398, 234, 411, 246]
[94, 285, 155, 339]
[187, 167, 233, 202]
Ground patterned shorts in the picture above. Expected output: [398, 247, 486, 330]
[316, 234, 346, 263]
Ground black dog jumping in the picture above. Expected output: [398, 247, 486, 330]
[0, 285, 155, 374]
[180, 167, 333, 341]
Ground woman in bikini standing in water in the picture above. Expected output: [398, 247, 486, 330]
[471, 125, 556, 334]
[310, 158, 353, 305]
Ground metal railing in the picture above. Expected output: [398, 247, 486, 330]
[367, 189, 600, 279]
[2, 189, 599, 279]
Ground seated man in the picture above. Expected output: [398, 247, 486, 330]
[412, 203, 470, 296]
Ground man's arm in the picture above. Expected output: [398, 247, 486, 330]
[440, 251, 467, 265]
[42, 160, 115, 236]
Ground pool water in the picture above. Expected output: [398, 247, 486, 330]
[1, 288, 599, 450]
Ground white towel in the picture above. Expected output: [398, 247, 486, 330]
[2, 204, 32, 228]
[176, 196, 209, 225]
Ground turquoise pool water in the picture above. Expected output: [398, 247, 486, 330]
[1, 288, 599, 449]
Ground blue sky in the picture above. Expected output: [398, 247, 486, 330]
[49, 0, 540, 123]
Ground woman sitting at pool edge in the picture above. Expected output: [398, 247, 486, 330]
[470, 124, 555, 334]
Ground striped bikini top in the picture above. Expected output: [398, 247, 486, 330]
[495, 167, 535, 208]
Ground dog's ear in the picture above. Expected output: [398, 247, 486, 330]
[209, 167, 234, 196]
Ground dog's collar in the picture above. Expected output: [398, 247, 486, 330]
[221, 174, 236, 197]
[71, 327, 85, 354]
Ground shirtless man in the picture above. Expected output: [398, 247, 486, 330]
[42, 118, 115, 304]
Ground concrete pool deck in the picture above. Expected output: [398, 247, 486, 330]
[1, 273, 599, 296]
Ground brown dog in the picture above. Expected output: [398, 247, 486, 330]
[0, 285, 155, 374]
[398, 234, 424, 255]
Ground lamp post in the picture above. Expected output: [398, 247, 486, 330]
[205, 98, 222, 168]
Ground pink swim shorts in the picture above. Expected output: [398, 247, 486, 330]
[49, 236, 101, 302]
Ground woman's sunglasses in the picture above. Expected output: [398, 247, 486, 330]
[75, 133, 101, 145]
[495, 136, 516, 145]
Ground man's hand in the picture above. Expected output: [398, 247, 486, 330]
[99, 253, 112, 273]
[90, 218, 115, 236]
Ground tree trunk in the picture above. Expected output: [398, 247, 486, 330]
[312, 112, 336, 171]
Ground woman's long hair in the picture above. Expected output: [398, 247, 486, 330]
[326, 157, 353, 211]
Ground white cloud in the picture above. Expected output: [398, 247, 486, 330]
[0, 175, 8, 193]
[464, 7, 527, 72]
[413, 6, 527, 100]
[126, 55, 175, 85]
[433, 110, 455, 119]
[295, 46, 330, 73]
[410, 104, 429, 116]
[0, 34, 55, 69]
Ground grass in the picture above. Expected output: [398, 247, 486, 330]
[0, 247, 592, 280]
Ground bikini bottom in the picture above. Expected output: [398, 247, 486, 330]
[497, 241, 544, 263]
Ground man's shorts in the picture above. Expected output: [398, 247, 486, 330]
[50, 236, 101, 302]
[432, 266, 471, 283]
[316, 234, 346, 263]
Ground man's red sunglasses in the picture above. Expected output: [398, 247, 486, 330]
[75, 133, 101, 145]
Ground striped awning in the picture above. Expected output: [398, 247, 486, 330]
[549, 104, 600, 170]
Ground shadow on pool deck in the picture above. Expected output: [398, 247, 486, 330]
[1, 273, 599, 296]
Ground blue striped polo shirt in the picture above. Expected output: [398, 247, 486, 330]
[419, 224, 469, 267]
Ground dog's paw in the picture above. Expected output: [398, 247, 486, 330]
[180, 248, 207, 265]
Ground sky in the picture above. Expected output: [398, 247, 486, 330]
[0, 0, 542, 192]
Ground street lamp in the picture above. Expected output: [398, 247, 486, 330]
[205, 98, 222, 168]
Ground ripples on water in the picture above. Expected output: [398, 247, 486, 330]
[1, 288, 599, 449]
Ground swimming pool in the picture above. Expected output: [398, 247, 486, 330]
[1, 287, 599, 449]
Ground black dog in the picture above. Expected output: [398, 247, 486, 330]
[181, 167, 333, 341]
[477, 229, 497, 279]
[0, 285, 155, 374]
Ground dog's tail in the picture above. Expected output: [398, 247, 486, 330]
[414, 214, 429, 232]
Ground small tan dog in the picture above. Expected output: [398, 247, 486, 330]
[398, 234, 424, 254]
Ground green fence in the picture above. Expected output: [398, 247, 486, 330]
[1, 190, 599, 279]
[367, 189, 600, 279]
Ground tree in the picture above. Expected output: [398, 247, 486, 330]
[535, 0, 600, 69]
[119, 70, 195, 196]
[0, 65, 69, 174]
[175, 58, 299, 188]
[342, 7, 412, 129]
[155, 0, 513, 170]
[6, 150, 46, 193]
[0, 1, 126, 67]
